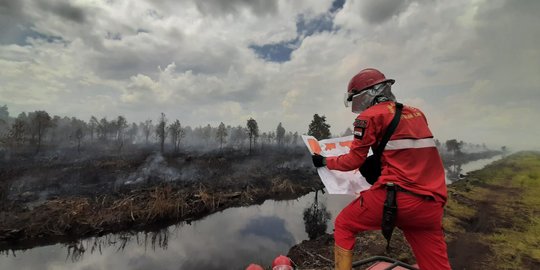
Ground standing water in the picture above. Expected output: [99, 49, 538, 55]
[445, 155, 503, 183]
[0, 155, 502, 269]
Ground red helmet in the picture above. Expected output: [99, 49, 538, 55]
[245, 264, 264, 270]
[347, 68, 395, 95]
[272, 255, 293, 270]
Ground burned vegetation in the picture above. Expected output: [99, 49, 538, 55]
[0, 107, 322, 251]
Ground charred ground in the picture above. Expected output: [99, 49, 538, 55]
[0, 146, 324, 251]
[0, 130, 503, 262]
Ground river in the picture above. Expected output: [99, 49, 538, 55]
[0, 155, 502, 270]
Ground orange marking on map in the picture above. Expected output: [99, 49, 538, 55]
[325, 143, 336, 151]
[308, 139, 322, 154]
[339, 141, 353, 148]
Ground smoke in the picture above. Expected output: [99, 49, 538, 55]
[121, 154, 182, 186]
[276, 160, 310, 170]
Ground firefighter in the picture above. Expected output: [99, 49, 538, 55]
[311, 68, 451, 270]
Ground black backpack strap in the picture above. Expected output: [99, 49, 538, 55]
[374, 102, 403, 157]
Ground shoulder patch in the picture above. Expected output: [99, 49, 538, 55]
[354, 119, 368, 128]
[353, 119, 367, 140]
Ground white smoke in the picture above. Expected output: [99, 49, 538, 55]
[121, 154, 182, 185]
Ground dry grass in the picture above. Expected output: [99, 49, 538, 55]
[1, 172, 317, 246]
[271, 177, 296, 193]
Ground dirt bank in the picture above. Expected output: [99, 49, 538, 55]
[0, 148, 324, 251]
[287, 152, 540, 269]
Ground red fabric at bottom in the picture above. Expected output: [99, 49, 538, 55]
[334, 187, 451, 270]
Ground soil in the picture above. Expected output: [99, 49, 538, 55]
[446, 181, 529, 269]
[288, 230, 415, 270]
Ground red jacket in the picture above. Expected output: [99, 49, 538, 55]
[326, 101, 447, 203]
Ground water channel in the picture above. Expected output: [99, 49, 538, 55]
[0, 155, 502, 270]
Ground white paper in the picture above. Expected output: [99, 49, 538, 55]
[302, 135, 372, 195]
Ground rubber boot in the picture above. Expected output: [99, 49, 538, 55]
[334, 245, 353, 270]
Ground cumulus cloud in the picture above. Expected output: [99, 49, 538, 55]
[358, 0, 413, 24]
[0, 0, 539, 150]
[35, 0, 87, 23]
[194, 0, 278, 17]
[0, 0, 32, 45]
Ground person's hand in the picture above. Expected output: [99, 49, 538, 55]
[312, 154, 326, 168]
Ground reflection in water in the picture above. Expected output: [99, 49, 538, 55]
[445, 155, 503, 183]
[303, 191, 331, 240]
[0, 195, 332, 270]
[63, 228, 172, 262]
[240, 216, 295, 245]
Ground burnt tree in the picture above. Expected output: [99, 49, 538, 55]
[216, 122, 227, 150]
[246, 118, 259, 154]
[31, 111, 52, 153]
[276, 122, 285, 146]
[141, 120, 153, 144]
[156, 113, 167, 153]
[168, 119, 184, 153]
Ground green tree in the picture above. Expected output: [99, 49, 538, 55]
[308, 114, 331, 140]
[246, 118, 259, 154]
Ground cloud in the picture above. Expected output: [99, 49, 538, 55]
[36, 0, 86, 23]
[356, 0, 413, 24]
[0, 0, 31, 45]
[0, 0, 539, 150]
[194, 0, 278, 17]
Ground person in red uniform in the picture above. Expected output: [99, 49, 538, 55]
[311, 68, 451, 270]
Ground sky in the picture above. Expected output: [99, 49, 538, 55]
[1, 0, 539, 150]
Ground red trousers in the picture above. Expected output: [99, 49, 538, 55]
[334, 187, 451, 270]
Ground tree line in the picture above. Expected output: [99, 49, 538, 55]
[0, 105, 331, 156]
[0, 104, 499, 159]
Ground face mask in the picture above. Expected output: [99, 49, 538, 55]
[344, 83, 395, 113]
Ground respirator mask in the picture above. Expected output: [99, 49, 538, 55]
[344, 82, 395, 113]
